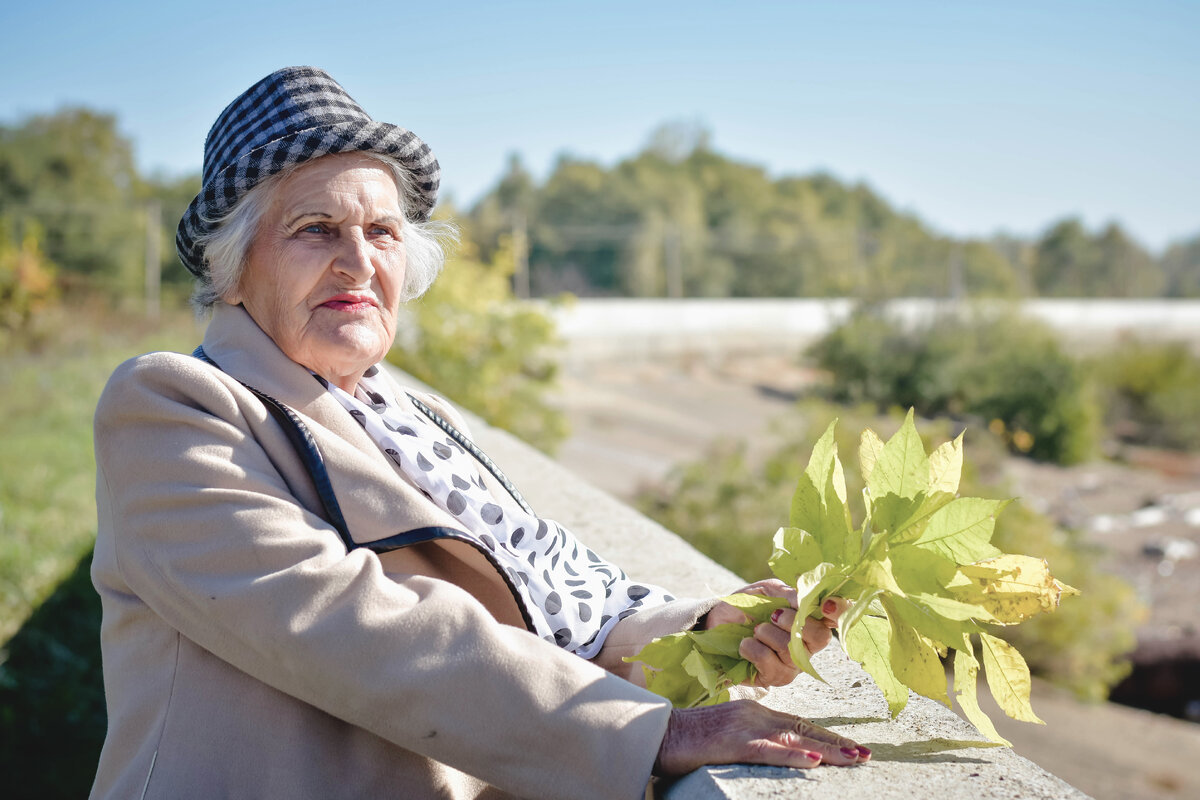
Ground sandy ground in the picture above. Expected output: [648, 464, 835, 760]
[550, 354, 1200, 800]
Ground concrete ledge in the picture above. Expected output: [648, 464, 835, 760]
[391, 367, 1091, 799]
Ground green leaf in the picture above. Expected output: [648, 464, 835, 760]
[859, 428, 884, 484]
[625, 632, 693, 671]
[790, 421, 858, 566]
[927, 433, 964, 495]
[953, 644, 1011, 746]
[887, 610, 950, 708]
[845, 614, 909, 718]
[691, 625, 752, 658]
[889, 539, 959, 596]
[682, 647, 722, 693]
[909, 497, 1008, 564]
[866, 410, 931, 534]
[979, 632, 1044, 724]
[883, 593, 981, 648]
[768, 527, 824, 583]
[719, 592, 791, 616]
[851, 547, 906, 598]
[788, 562, 846, 682]
[837, 587, 882, 641]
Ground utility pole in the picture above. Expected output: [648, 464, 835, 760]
[512, 211, 530, 299]
[664, 223, 683, 299]
[144, 199, 161, 319]
[948, 243, 965, 300]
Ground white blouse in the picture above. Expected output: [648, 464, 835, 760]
[324, 369, 674, 658]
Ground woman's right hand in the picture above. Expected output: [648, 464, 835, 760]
[653, 700, 870, 776]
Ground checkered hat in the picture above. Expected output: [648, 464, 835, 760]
[176, 66, 440, 277]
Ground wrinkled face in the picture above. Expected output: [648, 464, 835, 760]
[228, 153, 406, 392]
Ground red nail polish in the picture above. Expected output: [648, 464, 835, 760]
[857, 746, 871, 759]
[841, 747, 860, 759]
[823, 599, 837, 615]
[771, 609, 783, 623]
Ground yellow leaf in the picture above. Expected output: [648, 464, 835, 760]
[979, 632, 1043, 724]
[953, 645, 1011, 746]
[888, 613, 950, 708]
[952, 555, 1076, 624]
[845, 615, 909, 718]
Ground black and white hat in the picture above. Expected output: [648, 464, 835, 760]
[176, 66, 440, 277]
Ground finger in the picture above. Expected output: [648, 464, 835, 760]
[703, 601, 750, 629]
[743, 736, 823, 769]
[787, 717, 872, 763]
[757, 616, 793, 654]
[769, 606, 797, 633]
[820, 596, 849, 622]
[741, 578, 798, 606]
[801, 616, 834, 655]
[740, 636, 797, 687]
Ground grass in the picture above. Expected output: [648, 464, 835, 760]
[0, 302, 200, 642]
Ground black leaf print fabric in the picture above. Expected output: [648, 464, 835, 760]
[325, 371, 674, 657]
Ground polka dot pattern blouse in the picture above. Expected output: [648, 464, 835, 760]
[325, 371, 675, 658]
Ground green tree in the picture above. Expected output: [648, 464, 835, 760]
[0, 109, 144, 296]
[1161, 233, 1200, 297]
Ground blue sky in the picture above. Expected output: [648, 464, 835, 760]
[3, 1, 1197, 251]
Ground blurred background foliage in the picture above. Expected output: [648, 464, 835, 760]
[386, 220, 568, 454]
[0, 105, 1197, 795]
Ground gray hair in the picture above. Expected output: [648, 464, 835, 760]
[191, 152, 455, 312]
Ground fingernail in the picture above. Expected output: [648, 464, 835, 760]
[804, 750, 821, 762]
[857, 746, 872, 759]
[771, 609, 783, 623]
[822, 599, 837, 615]
[841, 747, 860, 759]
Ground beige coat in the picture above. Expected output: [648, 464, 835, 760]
[91, 303, 708, 800]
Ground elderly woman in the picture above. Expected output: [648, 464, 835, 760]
[90, 67, 868, 800]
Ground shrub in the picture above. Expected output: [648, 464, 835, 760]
[807, 308, 1100, 464]
[1091, 338, 1200, 451]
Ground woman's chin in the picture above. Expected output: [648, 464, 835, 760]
[300, 326, 391, 382]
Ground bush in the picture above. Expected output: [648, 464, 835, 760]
[1091, 338, 1200, 451]
[635, 401, 1140, 701]
[807, 308, 1100, 464]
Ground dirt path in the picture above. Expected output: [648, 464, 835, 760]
[550, 355, 1200, 800]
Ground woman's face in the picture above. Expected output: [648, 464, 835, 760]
[229, 153, 407, 392]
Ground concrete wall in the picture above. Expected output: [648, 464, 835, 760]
[420, 372, 1092, 799]
[544, 298, 1200, 363]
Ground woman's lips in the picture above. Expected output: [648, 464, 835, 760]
[319, 294, 376, 311]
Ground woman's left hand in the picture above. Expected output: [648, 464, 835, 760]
[703, 579, 847, 688]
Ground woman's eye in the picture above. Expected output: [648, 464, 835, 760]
[299, 223, 326, 234]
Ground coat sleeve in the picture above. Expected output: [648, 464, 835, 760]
[93, 354, 670, 800]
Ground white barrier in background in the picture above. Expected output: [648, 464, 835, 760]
[542, 298, 1200, 362]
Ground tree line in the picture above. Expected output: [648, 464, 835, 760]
[3, 111, 1198, 311]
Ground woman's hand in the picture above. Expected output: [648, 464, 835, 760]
[703, 579, 847, 688]
[654, 700, 871, 775]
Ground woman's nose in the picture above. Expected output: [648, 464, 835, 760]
[334, 231, 376, 280]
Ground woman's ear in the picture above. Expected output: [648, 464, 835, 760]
[220, 282, 243, 306]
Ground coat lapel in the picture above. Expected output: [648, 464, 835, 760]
[199, 303, 463, 545]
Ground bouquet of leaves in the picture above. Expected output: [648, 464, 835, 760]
[626, 411, 1077, 744]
